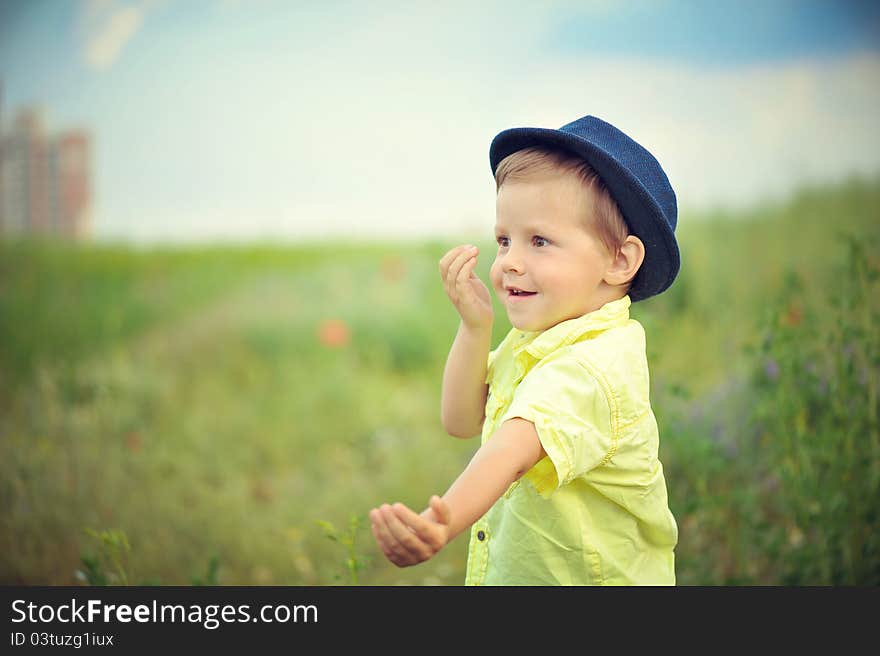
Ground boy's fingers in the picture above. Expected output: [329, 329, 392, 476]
[391, 502, 426, 527]
[445, 249, 471, 288]
[430, 495, 452, 526]
[369, 508, 394, 553]
[439, 245, 465, 269]
[438, 245, 463, 267]
[438, 244, 470, 277]
[382, 505, 431, 561]
[442, 249, 464, 300]
[392, 503, 443, 548]
[456, 255, 478, 301]
[372, 506, 411, 562]
[370, 519, 392, 558]
[446, 249, 477, 303]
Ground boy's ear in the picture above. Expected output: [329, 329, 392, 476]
[604, 235, 645, 287]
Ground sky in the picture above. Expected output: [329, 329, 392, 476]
[1, 0, 879, 244]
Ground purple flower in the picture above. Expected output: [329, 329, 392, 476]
[764, 359, 780, 381]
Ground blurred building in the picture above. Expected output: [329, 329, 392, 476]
[48, 131, 92, 239]
[0, 89, 92, 240]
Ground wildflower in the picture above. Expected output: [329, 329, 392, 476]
[317, 319, 351, 348]
[783, 303, 803, 327]
[126, 432, 142, 453]
[764, 359, 780, 381]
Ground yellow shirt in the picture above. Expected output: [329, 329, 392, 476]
[465, 295, 678, 585]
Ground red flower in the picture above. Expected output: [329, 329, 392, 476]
[317, 319, 351, 348]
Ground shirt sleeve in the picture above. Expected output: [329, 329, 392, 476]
[485, 346, 499, 385]
[499, 354, 616, 497]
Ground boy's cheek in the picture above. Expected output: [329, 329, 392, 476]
[488, 261, 503, 291]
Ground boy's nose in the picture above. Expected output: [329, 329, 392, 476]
[501, 249, 524, 274]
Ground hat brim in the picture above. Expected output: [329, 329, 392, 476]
[490, 127, 679, 302]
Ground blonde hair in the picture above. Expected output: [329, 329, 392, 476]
[494, 147, 629, 256]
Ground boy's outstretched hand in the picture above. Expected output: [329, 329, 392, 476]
[369, 495, 451, 568]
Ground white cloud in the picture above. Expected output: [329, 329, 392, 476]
[80, 0, 155, 71]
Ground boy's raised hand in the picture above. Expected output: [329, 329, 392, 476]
[439, 245, 493, 331]
[369, 495, 451, 568]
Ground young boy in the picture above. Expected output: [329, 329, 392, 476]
[369, 114, 680, 585]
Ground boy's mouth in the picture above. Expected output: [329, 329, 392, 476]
[506, 286, 537, 300]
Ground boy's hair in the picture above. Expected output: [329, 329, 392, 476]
[494, 147, 629, 257]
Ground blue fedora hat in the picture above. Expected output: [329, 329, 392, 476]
[489, 115, 679, 302]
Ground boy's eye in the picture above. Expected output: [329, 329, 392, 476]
[533, 236, 549, 247]
[496, 236, 509, 247]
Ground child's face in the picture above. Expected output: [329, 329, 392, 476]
[489, 171, 615, 332]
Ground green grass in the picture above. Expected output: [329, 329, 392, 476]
[1, 175, 878, 585]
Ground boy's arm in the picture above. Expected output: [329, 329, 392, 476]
[370, 418, 545, 567]
[437, 244, 493, 439]
[440, 321, 491, 438]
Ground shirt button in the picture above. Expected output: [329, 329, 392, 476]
[477, 530, 486, 541]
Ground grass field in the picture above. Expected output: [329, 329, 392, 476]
[1, 175, 878, 585]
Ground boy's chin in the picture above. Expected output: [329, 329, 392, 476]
[507, 315, 550, 333]
[508, 307, 585, 333]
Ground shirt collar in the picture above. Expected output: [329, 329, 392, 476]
[512, 295, 632, 360]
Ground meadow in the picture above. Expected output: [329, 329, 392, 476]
[1, 175, 878, 585]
